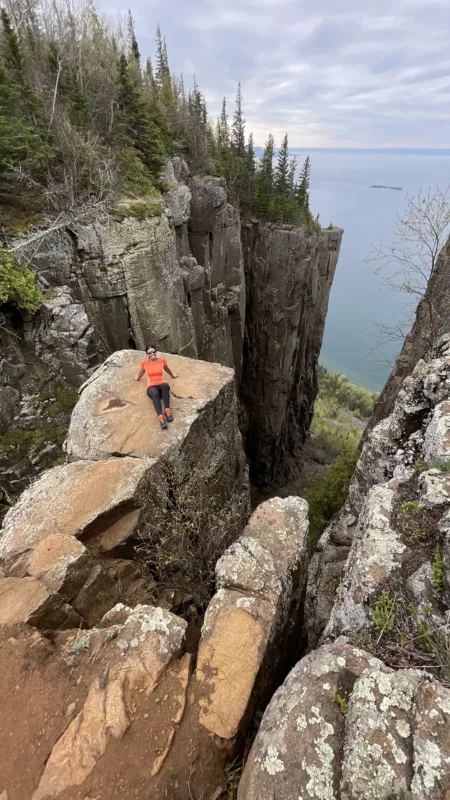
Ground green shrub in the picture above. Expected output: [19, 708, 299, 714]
[433, 546, 444, 594]
[371, 590, 396, 633]
[301, 445, 359, 552]
[117, 148, 158, 198]
[401, 500, 421, 515]
[0, 243, 43, 314]
[113, 200, 164, 222]
[414, 456, 430, 473]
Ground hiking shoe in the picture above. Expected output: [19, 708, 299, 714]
[165, 409, 174, 422]
[158, 414, 168, 430]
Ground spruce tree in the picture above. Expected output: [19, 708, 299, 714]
[254, 134, 275, 218]
[116, 53, 166, 177]
[297, 155, 311, 214]
[275, 133, 289, 194]
[231, 82, 245, 156]
[127, 11, 140, 67]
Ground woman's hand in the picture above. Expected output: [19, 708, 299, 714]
[173, 372, 179, 379]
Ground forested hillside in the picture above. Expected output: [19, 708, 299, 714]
[0, 0, 314, 228]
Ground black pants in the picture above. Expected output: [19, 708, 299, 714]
[147, 383, 170, 416]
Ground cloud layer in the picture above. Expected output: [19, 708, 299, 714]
[99, 0, 450, 148]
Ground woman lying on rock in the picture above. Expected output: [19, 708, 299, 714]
[134, 346, 179, 429]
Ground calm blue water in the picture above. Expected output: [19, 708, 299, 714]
[295, 150, 450, 391]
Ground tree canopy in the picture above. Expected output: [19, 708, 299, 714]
[0, 0, 316, 230]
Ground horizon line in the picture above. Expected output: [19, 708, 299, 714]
[253, 146, 450, 155]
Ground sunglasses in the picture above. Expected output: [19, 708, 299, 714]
[147, 350, 156, 355]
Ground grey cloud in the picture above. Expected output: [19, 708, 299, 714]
[97, 0, 450, 148]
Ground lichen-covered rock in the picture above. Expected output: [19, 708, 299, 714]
[24, 286, 99, 385]
[419, 468, 450, 507]
[240, 223, 343, 484]
[340, 667, 419, 799]
[423, 399, 450, 465]
[306, 513, 355, 647]
[238, 643, 382, 800]
[323, 483, 404, 640]
[197, 497, 309, 740]
[307, 352, 450, 646]
[239, 642, 450, 800]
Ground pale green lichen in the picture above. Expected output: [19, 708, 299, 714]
[261, 745, 284, 776]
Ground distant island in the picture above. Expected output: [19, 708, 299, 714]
[370, 184, 403, 191]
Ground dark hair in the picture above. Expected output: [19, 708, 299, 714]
[146, 345, 156, 352]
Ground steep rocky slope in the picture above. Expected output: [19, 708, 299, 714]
[239, 339, 450, 799]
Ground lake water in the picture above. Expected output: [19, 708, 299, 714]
[294, 149, 450, 391]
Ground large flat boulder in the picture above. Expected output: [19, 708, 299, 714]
[66, 349, 235, 461]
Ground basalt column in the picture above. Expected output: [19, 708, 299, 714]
[240, 222, 343, 485]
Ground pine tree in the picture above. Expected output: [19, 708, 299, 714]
[231, 82, 245, 156]
[127, 11, 140, 67]
[297, 155, 311, 213]
[116, 53, 166, 176]
[275, 133, 289, 194]
[1, 9, 24, 81]
[155, 24, 169, 89]
[254, 134, 275, 218]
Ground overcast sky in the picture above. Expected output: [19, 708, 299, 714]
[99, 0, 450, 149]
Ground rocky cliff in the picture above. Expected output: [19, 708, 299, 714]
[10, 159, 245, 387]
[239, 340, 450, 800]
[4, 159, 342, 487]
[241, 222, 342, 484]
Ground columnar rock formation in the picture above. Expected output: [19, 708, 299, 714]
[12, 160, 245, 387]
[5, 160, 342, 484]
[240, 222, 343, 484]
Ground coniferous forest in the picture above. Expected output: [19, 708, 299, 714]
[0, 0, 316, 229]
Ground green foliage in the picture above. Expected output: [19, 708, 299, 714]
[301, 445, 359, 552]
[332, 693, 348, 714]
[433, 546, 444, 594]
[437, 461, 450, 475]
[113, 200, 163, 222]
[0, 244, 43, 314]
[117, 148, 157, 197]
[225, 759, 242, 800]
[414, 456, 430, 473]
[371, 590, 396, 633]
[401, 500, 421, 515]
[397, 498, 429, 540]
[316, 365, 378, 420]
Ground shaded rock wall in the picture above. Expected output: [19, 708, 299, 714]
[240, 222, 343, 484]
